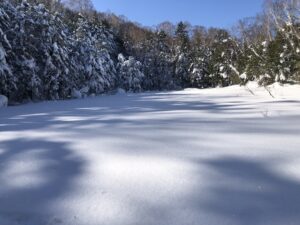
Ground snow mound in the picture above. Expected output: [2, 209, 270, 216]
[71, 87, 90, 99]
[244, 82, 300, 99]
[0, 95, 8, 108]
[71, 89, 82, 99]
[116, 88, 126, 95]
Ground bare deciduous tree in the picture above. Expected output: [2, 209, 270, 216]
[63, 0, 94, 13]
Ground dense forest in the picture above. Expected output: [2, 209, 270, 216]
[0, 0, 299, 103]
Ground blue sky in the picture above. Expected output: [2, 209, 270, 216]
[92, 0, 264, 28]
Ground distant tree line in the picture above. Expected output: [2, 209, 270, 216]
[0, 0, 299, 103]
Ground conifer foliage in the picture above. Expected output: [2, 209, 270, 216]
[0, 0, 299, 104]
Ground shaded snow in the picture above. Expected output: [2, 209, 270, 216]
[0, 84, 300, 225]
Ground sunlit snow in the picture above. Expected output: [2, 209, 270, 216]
[0, 83, 300, 225]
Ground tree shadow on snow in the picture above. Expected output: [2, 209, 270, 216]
[0, 138, 84, 224]
[1, 92, 299, 135]
[0, 92, 300, 224]
[198, 157, 300, 225]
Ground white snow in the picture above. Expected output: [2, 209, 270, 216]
[0, 46, 6, 60]
[116, 88, 126, 95]
[229, 64, 240, 76]
[71, 87, 90, 99]
[192, 68, 200, 74]
[279, 72, 286, 81]
[1, 84, 300, 225]
[0, 95, 8, 108]
[117, 53, 125, 63]
[220, 72, 227, 78]
[240, 72, 247, 79]
[71, 89, 82, 99]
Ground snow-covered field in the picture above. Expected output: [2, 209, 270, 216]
[1, 83, 300, 225]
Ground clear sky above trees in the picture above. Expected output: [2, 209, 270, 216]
[92, 0, 264, 28]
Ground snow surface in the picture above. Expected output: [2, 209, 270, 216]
[0, 83, 300, 225]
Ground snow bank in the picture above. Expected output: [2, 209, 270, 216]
[244, 81, 300, 99]
[0, 95, 8, 108]
[182, 82, 300, 101]
[267, 82, 300, 99]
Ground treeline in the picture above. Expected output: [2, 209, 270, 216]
[0, 0, 299, 103]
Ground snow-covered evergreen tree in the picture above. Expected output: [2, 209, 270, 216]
[208, 29, 240, 87]
[117, 54, 144, 92]
[268, 24, 300, 84]
[1, 0, 300, 104]
[0, 5, 16, 99]
[141, 31, 174, 90]
[190, 43, 211, 88]
[74, 15, 117, 95]
[174, 22, 192, 88]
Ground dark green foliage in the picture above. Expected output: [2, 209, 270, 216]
[174, 22, 192, 87]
